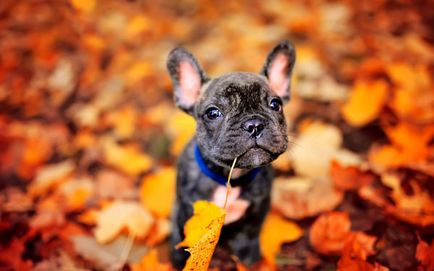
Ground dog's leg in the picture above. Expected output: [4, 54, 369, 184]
[170, 201, 191, 270]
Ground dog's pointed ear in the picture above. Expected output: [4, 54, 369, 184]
[167, 47, 207, 113]
[261, 41, 296, 103]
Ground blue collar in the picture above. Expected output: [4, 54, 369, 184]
[194, 144, 261, 186]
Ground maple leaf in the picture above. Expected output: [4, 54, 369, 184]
[259, 212, 303, 266]
[177, 200, 226, 271]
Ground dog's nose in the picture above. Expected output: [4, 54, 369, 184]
[243, 119, 265, 138]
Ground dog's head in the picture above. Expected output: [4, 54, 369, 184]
[167, 41, 296, 169]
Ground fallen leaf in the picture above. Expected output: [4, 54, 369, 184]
[177, 200, 226, 271]
[72, 235, 148, 270]
[70, 0, 96, 13]
[132, 249, 172, 271]
[309, 211, 351, 255]
[94, 201, 154, 243]
[259, 212, 303, 266]
[291, 121, 343, 177]
[341, 80, 389, 127]
[381, 173, 434, 226]
[0, 187, 33, 212]
[144, 218, 171, 246]
[166, 111, 196, 156]
[415, 239, 434, 271]
[103, 139, 153, 176]
[272, 176, 344, 219]
[330, 160, 374, 191]
[29, 160, 75, 197]
[140, 167, 176, 218]
[58, 176, 94, 211]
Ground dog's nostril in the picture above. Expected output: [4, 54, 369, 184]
[243, 119, 265, 138]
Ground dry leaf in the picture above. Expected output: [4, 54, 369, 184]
[29, 160, 75, 197]
[416, 239, 434, 271]
[72, 235, 148, 270]
[70, 0, 96, 13]
[144, 218, 171, 246]
[330, 160, 374, 191]
[272, 176, 344, 219]
[58, 176, 94, 211]
[177, 201, 226, 271]
[132, 249, 172, 271]
[103, 139, 153, 176]
[140, 167, 176, 218]
[341, 80, 389, 127]
[166, 111, 196, 156]
[309, 211, 351, 255]
[259, 212, 303, 265]
[381, 174, 434, 226]
[94, 201, 154, 243]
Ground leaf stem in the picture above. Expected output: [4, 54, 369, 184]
[223, 157, 238, 210]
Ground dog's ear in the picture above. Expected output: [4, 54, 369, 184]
[167, 47, 207, 113]
[261, 40, 296, 103]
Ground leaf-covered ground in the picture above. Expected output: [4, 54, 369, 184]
[0, 0, 433, 270]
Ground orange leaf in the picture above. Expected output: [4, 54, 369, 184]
[309, 212, 351, 255]
[337, 232, 384, 271]
[416, 239, 434, 271]
[132, 249, 172, 271]
[259, 212, 303, 266]
[103, 139, 153, 176]
[341, 80, 388, 127]
[330, 160, 374, 191]
[177, 200, 225, 271]
[70, 0, 96, 13]
[144, 218, 171, 246]
[140, 167, 176, 218]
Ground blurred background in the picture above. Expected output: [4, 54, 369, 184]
[0, 0, 433, 270]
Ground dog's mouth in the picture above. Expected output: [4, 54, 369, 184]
[234, 145, 278, 169]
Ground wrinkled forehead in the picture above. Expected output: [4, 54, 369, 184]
[201, 72, 271, 101]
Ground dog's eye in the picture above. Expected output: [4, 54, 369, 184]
[269, 98, 282, 111]
[205, 107, 223, 120]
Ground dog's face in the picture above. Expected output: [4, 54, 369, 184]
[167, 41, 296, 169]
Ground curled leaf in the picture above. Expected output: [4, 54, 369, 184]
[178, 201, 226, 271]
[259, 212, 303, 265]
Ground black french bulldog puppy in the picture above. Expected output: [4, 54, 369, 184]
[167, 41, 296, 269]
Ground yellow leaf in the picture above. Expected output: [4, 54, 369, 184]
[140, 167, 176, 218]
[103, 139, 152, 176]
[178, 201, 226, 271]
[125, 62, 151, 84]
[341, 80, 388, 127]
[126, 16, 150, 38]
[259, 212, 303, 265]
[166, 111, 196, 156]
[94, 201, 154, 244]
[70, 0, 96, 13]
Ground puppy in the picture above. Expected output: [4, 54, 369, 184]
[167, 41, 296, 268]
